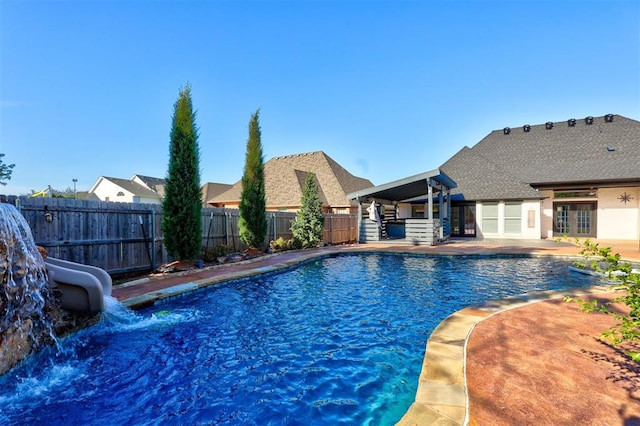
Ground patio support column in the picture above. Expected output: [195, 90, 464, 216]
[438, 185, 444, 221]
[357, 199, 362, 243]
[427, 180, 433, 220]
[446, 188, 451, 235]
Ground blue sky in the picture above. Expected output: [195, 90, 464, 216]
[1, 0, 638, 196]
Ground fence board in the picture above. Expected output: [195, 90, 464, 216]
[6, 197, 356, 275]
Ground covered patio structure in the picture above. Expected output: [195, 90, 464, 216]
[346, 169, 457, 246]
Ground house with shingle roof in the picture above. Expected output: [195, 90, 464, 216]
[201, 182, 233, 207]
[132, 174, 166, 198]
[89, 175, 164, 204]
[208, 151, 373, 213]
[440, 114, 639, 240]
[90, 174, 231, 206]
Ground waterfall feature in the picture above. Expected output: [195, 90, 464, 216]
[0, 203, 58, 376]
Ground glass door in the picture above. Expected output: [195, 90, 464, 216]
[553, 202, 596, 237]
[451, 204, 476, 237]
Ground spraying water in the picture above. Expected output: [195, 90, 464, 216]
[0, 203, 58, 376]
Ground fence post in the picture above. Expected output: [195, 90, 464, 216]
[150, 209, 156, 270]
[224, 211, 229, 246]
[272, 212, 276, 241]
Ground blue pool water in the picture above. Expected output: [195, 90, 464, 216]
[0, 254, 597, 425]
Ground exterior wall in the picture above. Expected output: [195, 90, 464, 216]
[135, 196, 162, 205]
[397, 203, 412, 219]
[476, 200, 541, 239]
[597, 186, 639, 240]
[539, 190, 555, 239]
[90, 180, 162, 205]
[540, 186, 639, 240]
[91, 180, 135, 203]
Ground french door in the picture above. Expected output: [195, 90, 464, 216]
[451, 204, 476, 237]
[553, 202, 597, 237]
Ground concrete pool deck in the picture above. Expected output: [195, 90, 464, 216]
[111, 238, 640, 425]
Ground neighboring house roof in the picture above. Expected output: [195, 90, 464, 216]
[209, 151, 373, 208]
[201, 182, 233, 204]
[92, 176, 162, 199]
[132, 174, 166, 197]
[441, 114, 640, 200]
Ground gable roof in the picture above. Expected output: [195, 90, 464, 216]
[209, 151, 373, 208]
[98, 176, 161, 198]
[132, 174, 166, 197]
[441, 114, 640, 200]
[201, 182, 233, 204]
[441, 147, 542, 201]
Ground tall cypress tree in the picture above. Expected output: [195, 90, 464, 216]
[239, 109, 267, 250]
[291, 172, 325, 248]
[162, 83, 202, 260]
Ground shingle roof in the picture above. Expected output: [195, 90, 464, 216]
[201, 182, 233, 204]
[441, 147, 542, 200]
[208, 151, 373, 208]
[441, 114, 640, 200]
[133, 174, 166, 196]
[103, 176, 161, 198]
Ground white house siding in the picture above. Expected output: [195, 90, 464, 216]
[92, 179, 135, 203]
[597, 186, 639, 240]
[475, 200, 541, 239]
[397, 203, 412, 219]
[540, 187, 639, 240]
[539, 190, 554, 239]
[135, 196, 162, 205]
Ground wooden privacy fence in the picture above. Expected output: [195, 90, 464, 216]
[12, 197, 357, 275]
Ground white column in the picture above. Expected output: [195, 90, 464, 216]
[427, 180, 433, 220]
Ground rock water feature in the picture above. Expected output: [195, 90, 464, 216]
[0, 203, 59, 376]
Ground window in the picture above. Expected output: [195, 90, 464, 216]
[411, 203, 439, 218]
[504, 202, 522, 234]
[554, 190, 597, 199]
[482, 203, 498, 233]
[117, 191, 125, 197]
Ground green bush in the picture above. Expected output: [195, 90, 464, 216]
[565, 239, 640, 354]
[269, 237, 297, 252]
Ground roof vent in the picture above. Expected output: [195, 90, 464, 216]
[523, 124, 531, 132]
[607, 146, 616, 152]
[503, 127, 511, 135]
[585, 116, 594, 125]
[545, 122, 554, 130]
[567, 118, 576, 127]
[604, 114, 614, 123]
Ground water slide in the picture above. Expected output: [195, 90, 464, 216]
[44, 257, 112, 314]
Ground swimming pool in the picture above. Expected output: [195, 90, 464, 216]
[0, 253, 597, 425]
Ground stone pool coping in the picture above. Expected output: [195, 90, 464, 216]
[111, 240, 638, 425]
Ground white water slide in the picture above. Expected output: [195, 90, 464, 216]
[44, 257, 112, 313]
